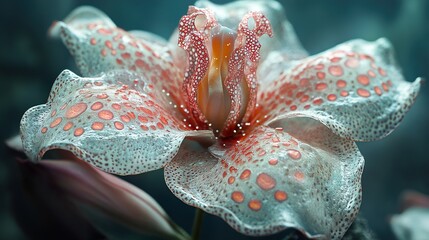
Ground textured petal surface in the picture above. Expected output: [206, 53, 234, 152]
[256, 39, 421, 141]
[49, 6, 185, 109]
[195, 0, 307, 61]
[165, 121, 363, 239]
[20, 70, 204, 175]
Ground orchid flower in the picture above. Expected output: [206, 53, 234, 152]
[20, 0, 421, 239]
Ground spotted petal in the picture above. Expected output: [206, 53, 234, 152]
[165, 121, 363, 239]
[256, 39, 421, 141]
[194, 0, 308, 61]
[20, 70, 207, 175]
[49, 6, 185, 108]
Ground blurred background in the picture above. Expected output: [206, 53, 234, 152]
[0, 0, 428, 239]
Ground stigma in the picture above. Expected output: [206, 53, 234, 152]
[178, 6, 272, 137]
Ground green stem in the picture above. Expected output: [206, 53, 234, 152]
[191, 208, 204, 240]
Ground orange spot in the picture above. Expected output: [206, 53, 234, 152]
[240, 169, 251, 180]
[294, 171, 305, 181]
[66, 103, 87, 119]
[290, 105, 297, 111]
[98, 110, 114, 120]
[345, 58, 359, 68]
[328, 65, 343, 76]
[90, 38, 97, 45]
[330, 57, 341, 62]
[327, 94, 337, 101]
[336, 80, 347, 88]
[299, 78, 309, 87]
[97, 93, 108, 99]
[340, 90, 349, 97]
[357, 75, 370, 86]
[135, 59, 148, 69]
[378, 67, 386, 76]
[313, 98, 323, 105]
[231, 191, 244, 203]
[357, 88, 371, 98]
[274, 190, 288, 202]
[315, 83, 327, 91]
[287, 149, 301, 160]
[112, 103, 121, 110]
[374, 86, 382, 96]
[256, 173, 276, 191]
[140, 125, 149, 131]
[114, 121, 124, 130]
[258, 150, 266, 157]
[41, 127, 48, 134]
[382, 82, 389, 92]
[228, 176, 235, 184]
[101, 49, 107, 57]
[156, 122, 164, 129]
[49, 117, 62, 128]
[63, 122, 73, 131]
[368, 70, 376, 78]
[138, 116, 148, 123]
[248, 199, 262, 211]
[121, 53, 131, 59]
[105, 40, 113, 49]
[268, 159, 278, 165]
[91, 122, 104, 130]
[91, 102, 103, 111]
[120, 115, 131, 123]
[160, 116, 168, 125]
[50, 110, 57, 117]
[74, 127, 84, 137]
[316, 72, 325, 80]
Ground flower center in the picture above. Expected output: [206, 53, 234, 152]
[178, 7, 272, 137]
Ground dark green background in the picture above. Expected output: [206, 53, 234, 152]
[1, 0, 428, 239]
